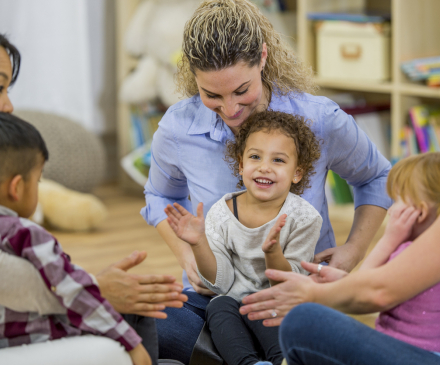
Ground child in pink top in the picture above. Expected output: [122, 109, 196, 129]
[362, 152, 440, 352]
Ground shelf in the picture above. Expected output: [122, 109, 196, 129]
[315, 77, 393, 94]
[398, 84, 440, 99]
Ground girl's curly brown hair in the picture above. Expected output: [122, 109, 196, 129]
[225, 111, 321, 196]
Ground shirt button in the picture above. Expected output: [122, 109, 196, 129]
[51, 286, 56, 292]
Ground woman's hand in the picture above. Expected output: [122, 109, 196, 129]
[262, 214, 286, 253]
[128, 344, 151, 365]
[165, 202, 205, 246]
[97, 251, 188, 318]
[313, 243, 363, 272]
[240, 269, 317, 327]
[301, 261, 348, 283]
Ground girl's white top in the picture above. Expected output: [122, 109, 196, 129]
[199, 190, 323, 301]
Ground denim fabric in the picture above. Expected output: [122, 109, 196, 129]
[141, 92, 393, 292]
[156, 291, 212, 365]
[279, 303, 440, 365]
[206, 296, 283, 365]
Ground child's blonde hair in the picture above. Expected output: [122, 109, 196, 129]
[387, 152, 440, 216]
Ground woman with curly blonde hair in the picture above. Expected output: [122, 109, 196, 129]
[140, 0, 392, 363]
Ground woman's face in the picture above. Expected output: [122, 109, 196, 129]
[0, 46, 13, 113]
[194, 44, 268, 135]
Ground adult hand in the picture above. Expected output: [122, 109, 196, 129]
[183, 256, 216, 296]
[301, 261, 348, 283]
[313, 242, 363, 272]
[96, 251, 188, 318]
[128, 343, 152, 365]
[240, 269, 316, 327]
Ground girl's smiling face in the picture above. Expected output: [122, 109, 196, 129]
[0, 46, 13, 113]
[194, 44, 268, 135]
[239, 130, 303, 204]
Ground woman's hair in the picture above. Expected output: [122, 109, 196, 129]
[176, 0, 317, 99]
[387, 152, 440, 216]
[225, 110, 321, 195]
[0, 34, 21, 86]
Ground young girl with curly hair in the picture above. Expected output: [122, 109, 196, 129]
[165, 110, 322, 365]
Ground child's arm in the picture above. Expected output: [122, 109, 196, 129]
[165, 202, 217, 284]
[278, 212, 322, 285]
[360, 203, 420, 271]
[9, 222, 142, 353]
[129, 343, 152, 365]
[262, 214, 292, 285]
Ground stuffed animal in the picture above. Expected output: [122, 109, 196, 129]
[36, 179, 107, 232]
[119, 0, 201, 107]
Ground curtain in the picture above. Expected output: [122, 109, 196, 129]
[0, 0, 116, 134]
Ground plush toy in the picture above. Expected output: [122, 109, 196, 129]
[36, 179, 107, 232]
[14, 110, 108, 232]
[119, 0, 201, 107]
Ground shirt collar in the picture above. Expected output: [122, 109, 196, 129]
[187, 95, 234, 144]
[187, 92, 293, 143]
[0, 205, 18, 217]
[268, 92, 294, 114]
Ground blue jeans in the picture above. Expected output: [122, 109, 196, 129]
[279, 303, 440, 365]
[156, 291, 211, 365]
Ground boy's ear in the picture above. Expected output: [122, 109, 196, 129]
[8, 175, 23, 202]
[292, 168, 303, 184]
[417, 201, 430, 223]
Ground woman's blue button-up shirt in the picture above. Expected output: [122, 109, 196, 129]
[141, 92, 393, 291]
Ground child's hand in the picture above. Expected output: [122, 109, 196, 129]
[262, 214, 287, 254]
[165, 202, 205, 246]
[129, 344, 151, 365]
[383, 201, 420, 248]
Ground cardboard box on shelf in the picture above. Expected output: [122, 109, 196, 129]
[316, 21, 391, 82]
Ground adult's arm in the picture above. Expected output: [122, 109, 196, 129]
[315, 101, 392, 271]
[0, 250, 186, 318]
[0, 250, 65, 315]
[241, 215, 440, 326]
[141, 111, 214, 295]
[96, 251, 188, 318]
[314, 205, 387, 271]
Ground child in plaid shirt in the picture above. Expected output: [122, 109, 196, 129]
[0, 112, 150, 365]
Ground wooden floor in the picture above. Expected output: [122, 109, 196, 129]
[50, 184, 385, 328]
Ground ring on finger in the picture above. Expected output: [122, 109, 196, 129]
[317, 264, 323, 275]
[270, 310, 277, 318]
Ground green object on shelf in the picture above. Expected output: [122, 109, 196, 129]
[327, 170, 353, 205]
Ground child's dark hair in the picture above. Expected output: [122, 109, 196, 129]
[0, 112, 49, 182]
[225, 110, 321, 195]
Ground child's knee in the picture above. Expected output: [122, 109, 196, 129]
[206, 295, 239, 317]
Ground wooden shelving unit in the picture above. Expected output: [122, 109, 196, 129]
[115, 0, 440, 190]
[296, 0, 440, 160]
[115, 0, 142, 193]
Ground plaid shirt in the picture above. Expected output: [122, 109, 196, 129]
[0, 206, 141, 351]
